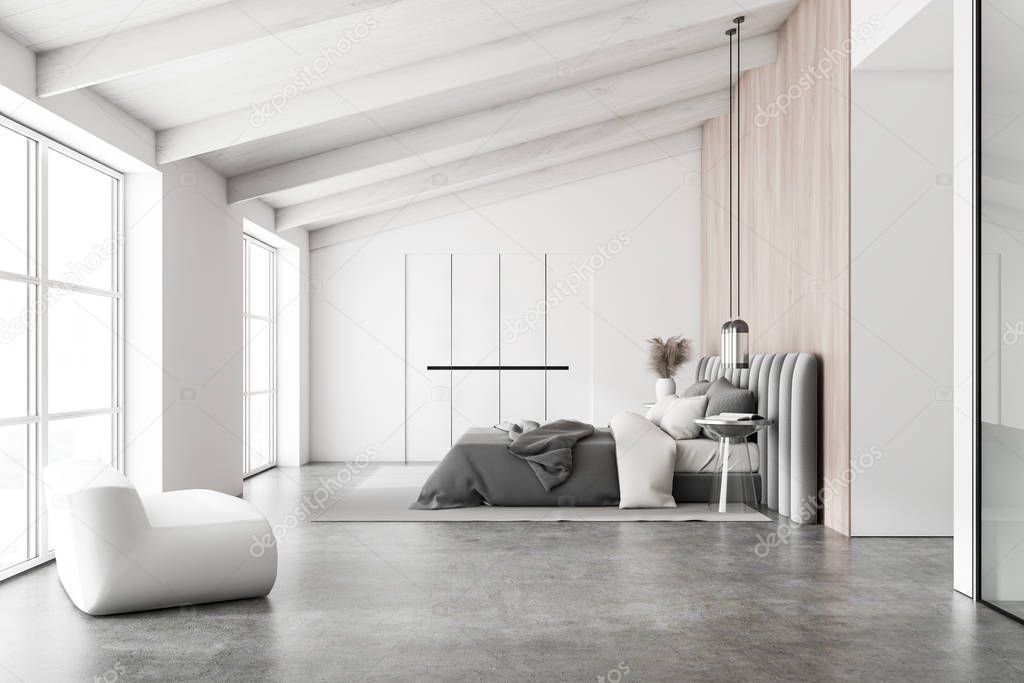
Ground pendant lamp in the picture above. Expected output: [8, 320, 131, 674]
[720, 15, 749, 370]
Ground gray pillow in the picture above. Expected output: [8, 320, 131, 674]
[702, 378, 757, 438]
[681, 380, 711, 397]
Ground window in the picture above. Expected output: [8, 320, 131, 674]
[0, 115, 122, 581]
[243, 235, 276, 476]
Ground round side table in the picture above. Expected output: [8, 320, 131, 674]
[693, 417, 775, 513]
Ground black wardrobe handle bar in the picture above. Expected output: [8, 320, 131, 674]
[427, 365, 569, 371]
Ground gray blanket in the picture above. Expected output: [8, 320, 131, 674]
[411, 427, 619, 509]
[506, 419, 594, 490]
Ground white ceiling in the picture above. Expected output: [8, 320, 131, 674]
[0, 0, 798, 231]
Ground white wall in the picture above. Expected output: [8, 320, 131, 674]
[309, 139, 702, 461]
[850, 70, 954, 535]
[124, 171, 164, 495]
[951, 0, 975, 596]
[135, 159, 310, 495]
[160, 159, 265, 494]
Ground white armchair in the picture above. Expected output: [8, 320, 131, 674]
[43, 460, 277, 616]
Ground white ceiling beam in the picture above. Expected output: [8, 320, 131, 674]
[308, 129, 703, 250]
[38, 0, 643, 99]
[228, 34, 777, 206]
[276, 91, 727, 231]
[157, 0, 796, 163]
[36, 0, 390, 97]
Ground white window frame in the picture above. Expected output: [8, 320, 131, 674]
[0, 112, 124, 583]
[242, 234, 277, 477]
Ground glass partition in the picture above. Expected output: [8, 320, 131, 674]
[979, 0, 1024, 622]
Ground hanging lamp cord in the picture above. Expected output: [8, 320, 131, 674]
[736, 16, 742, 319]
[727, 27, 734, 320]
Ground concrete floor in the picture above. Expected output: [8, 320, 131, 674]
[1, 463, 1023, 682]
[992, 601, 1024, 622]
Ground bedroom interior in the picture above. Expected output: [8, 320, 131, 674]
[0, 0, 1021, 679]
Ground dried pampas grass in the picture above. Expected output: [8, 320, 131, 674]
[646, 336, 692, 379]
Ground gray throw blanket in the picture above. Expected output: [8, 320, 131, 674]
[507, 419, 595, 491]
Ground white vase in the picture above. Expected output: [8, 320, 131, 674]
[655, 378, 676, 400]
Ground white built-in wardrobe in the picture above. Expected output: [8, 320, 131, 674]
[404, 253, 594, 462]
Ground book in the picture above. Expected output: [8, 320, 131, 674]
[716, 412, 764, 421]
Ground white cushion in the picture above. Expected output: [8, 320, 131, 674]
[644, 395, 677, 426]
[658, 395, 707, 440]
[611, 411, 677, 509]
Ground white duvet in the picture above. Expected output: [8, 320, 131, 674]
[610, 411, 677, 509]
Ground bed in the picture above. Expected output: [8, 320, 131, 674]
[411, 426, 761, 509]
[413, 352, 818, 523]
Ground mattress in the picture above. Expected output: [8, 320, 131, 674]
[674, 438, 759, 473]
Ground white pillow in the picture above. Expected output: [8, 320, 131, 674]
[611, 411, 677, 509]
[659, 395, 708, 440]
[517, 419, 540, 433]
[494, 421, 523, 434]
[645, 395, 677, 427]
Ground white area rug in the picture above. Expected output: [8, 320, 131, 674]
[313, 466, 771, 522]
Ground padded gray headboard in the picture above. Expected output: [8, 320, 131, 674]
[694, 353, 819, 524]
